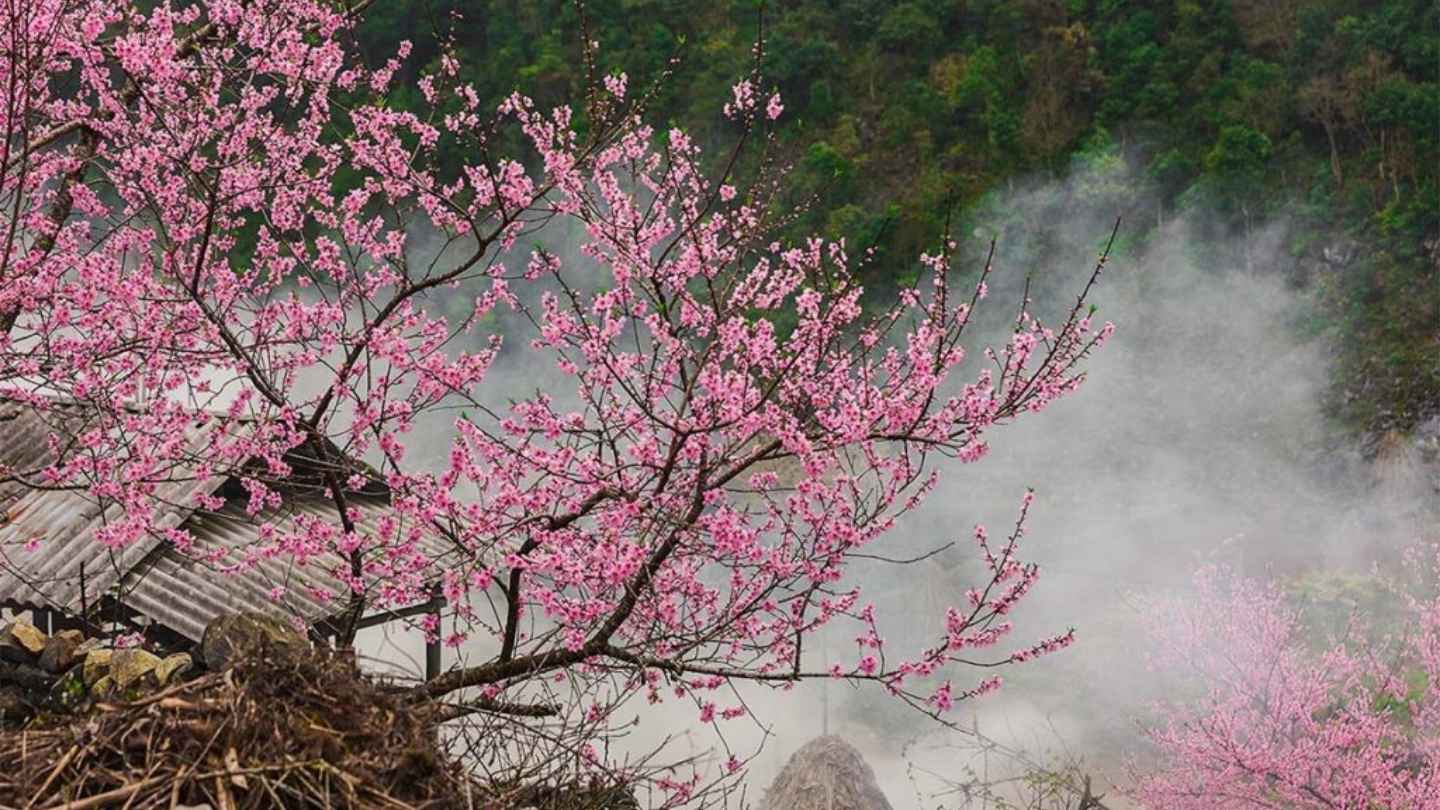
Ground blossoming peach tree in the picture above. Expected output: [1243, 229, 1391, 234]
[1134, 553, 1440, 809]
[0, 0, 1113, 799]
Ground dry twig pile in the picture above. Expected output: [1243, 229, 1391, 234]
[0, 645, 474, 809]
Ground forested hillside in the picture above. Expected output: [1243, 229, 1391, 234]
[353, 0, 1438, 433]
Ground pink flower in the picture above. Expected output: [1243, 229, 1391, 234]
[603, 72, 628, 100]
[766, 93, 784, 120]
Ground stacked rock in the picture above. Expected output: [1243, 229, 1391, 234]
[0, 618, 193, 724]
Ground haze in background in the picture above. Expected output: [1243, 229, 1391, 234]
[360, 158, 1435, 809]
[806, 160, 1432, 808]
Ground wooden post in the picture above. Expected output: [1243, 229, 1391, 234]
[78, 563, 91, 637]
[425, 635, 441, 681]
[425, 591, 442, 681]
[820, 623, 829, 736]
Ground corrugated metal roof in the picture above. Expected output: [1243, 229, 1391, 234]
[0, 395, 456, 643]
[121, 495, 461, 642]
[0, 399, 226, 615]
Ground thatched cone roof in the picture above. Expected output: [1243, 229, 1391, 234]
[763, 736, 893, 810]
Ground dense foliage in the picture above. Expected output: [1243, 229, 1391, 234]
[353, 0, 1439, 431]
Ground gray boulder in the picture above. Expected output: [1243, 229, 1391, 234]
[37, 629, 85, 674]
[199, 613, 308, 671]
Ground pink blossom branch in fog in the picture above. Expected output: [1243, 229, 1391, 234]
[1134, 547, 1440, 809]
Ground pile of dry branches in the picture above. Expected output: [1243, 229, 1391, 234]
[0, 644, 475, 809]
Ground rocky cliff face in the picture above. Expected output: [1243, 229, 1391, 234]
[763, 736, 893, 810]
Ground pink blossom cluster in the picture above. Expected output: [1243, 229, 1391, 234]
[1134, 549, 1440, 809]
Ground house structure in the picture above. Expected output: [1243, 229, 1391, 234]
[0, 393, 458, 678]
